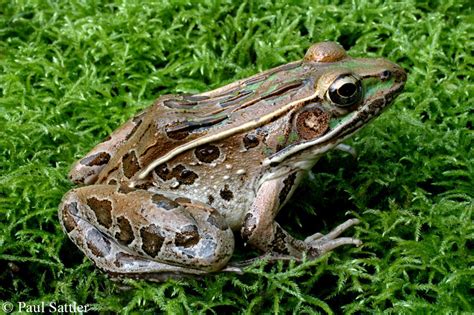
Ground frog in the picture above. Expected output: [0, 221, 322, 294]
[59, 42, 406, 280]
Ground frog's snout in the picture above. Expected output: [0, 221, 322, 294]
[382, 64, 407, 104]
[392, 66, 407, 96]
[382, 61, 407, 85]
[391, 64, 407, 84]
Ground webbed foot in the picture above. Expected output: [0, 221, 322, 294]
[305, 218, 362, 257]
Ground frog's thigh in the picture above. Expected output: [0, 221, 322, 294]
[59, 185, 234, 273]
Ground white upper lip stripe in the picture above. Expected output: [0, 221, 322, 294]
[262, 91, 395, 166]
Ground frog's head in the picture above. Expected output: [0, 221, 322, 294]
[264, 41, 407, 169]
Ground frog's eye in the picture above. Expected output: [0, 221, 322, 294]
[327, 74, 363, 107]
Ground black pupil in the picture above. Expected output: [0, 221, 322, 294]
[381, 70, 391, 80]
[338, 83, 356, 97]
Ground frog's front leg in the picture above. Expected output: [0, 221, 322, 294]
[59, 185, 234, 279]
[241, 172, 361, 259]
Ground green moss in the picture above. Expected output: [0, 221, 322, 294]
[1, 0, 472, 313]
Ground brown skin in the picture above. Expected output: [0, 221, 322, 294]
[60, 42, 406, 279]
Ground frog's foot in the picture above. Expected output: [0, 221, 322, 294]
[59, 185, 235, 280]
[225, 219, 361, 269]
[304, 218, 362, 257]
[335, 143, 357, 158]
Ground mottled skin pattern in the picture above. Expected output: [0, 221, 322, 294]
[59, 42, 406, 280]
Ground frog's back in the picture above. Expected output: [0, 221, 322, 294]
[95, 61, 319, 184]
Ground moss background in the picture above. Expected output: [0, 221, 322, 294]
[1, 0, 472, 313]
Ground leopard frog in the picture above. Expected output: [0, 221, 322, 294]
[59, 42, 406, 280]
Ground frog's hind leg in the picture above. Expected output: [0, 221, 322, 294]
[230, 218, 362, 269]
[58, 185, 235, 280]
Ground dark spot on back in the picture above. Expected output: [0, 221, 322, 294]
[155, 164, 198, 185]
[194, 144, 220, 163]
[173, 164, 198, 185]
[152, 194, 180, 210]
[87, 197, 112, 228]
[166, 115, 227, 141]
[278, 172, 297, 206]
[86, 229, 111, 258]
[122, 151, 140, 178]
[179, 169, 198, 185]
[80, 152, 111, 166]
[243, 134, 259, 149]
[108, 179, 117, 185]
[154, 164, 171, 180]
[175, 225, 200, 248]
[208, 195, 215, 204]
[115, 216, 134, 245]
[167, 129, 190, 140]
[62, 202, 79, 232]
[140, 224, 165, 257]
[220, 184, 234, 201]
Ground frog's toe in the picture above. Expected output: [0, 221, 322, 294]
[307, 237, 362, 258]
[304, 218, 362, 257]
[304, 232, 323, 242]
[305, 218, 360, 243]
[335, 143, 357, 157]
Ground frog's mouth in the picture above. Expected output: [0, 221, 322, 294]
[263, 77, 405, 167]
